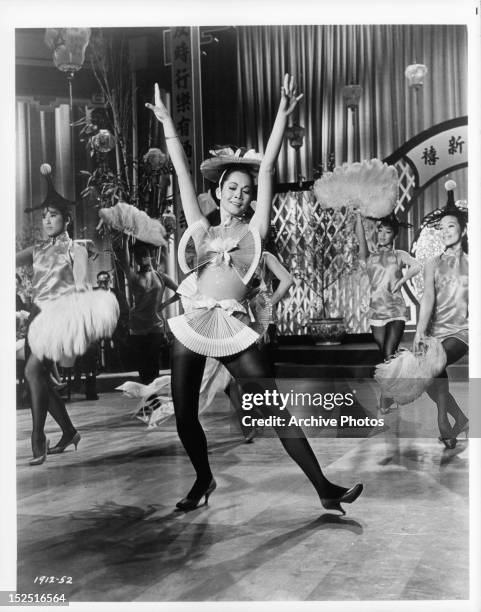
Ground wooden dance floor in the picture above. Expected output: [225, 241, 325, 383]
[16, 383, 469, 603]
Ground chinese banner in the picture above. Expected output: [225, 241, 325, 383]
[171, 27, 196, 232]
[404, 120, 467, 190]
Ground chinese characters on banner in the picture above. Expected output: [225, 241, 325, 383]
[171, 27, 195, 231]
[405, 123, 467, 189]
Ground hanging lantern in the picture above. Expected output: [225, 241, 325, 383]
[44, 28, 91, 78]
[342, 84, 362, 110]
[91, 129, 116, 153]
[405, 64, 428, 90]
[286, 123, 306, 149]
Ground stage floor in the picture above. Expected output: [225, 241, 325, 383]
[16, 387, 469, 603]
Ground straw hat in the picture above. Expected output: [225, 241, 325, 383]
[200, 146, 263, 184]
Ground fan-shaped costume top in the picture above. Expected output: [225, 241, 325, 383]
[429, 250, 468, 345]
[365, 248, 408, 326]
[168, 217, 263, 356]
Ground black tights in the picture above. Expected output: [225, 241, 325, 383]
[171, 339, 348, 501]
[24, 353, 76, 456]
[371, 320, 405, 361]
[425, 337, 468, 437]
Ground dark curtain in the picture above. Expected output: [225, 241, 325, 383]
[236, 25, 467, 212]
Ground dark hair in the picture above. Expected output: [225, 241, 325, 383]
[97, 270, 111, 280]
[374, 212, 411, 239]
[436, 209, 468, 232]
[41, 205, 74, 237]
[219, 165, 257, 194]
[436, 210, 468, 253]
[207, 167, 257, 225]
[423, 192, 468, 253]
[132, 240, 153, 261]
[16, 273, 22, 284]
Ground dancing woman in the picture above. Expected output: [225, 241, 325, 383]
[16, 205, 85, 463]
[119, 238, 177, 385]
[146, 75, 363, 514]
[355, 212, 421, 412]
[413, 189, 469, 449]
[16, 168, 118, 464]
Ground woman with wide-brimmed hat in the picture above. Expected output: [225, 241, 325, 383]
[146, 75, 363, 513]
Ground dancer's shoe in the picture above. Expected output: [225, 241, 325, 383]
[48, 432, 81, 455]
[176, 478, 217, 511]
[378, 394, 391, 415]
[321, 483, 363, 515]
[438, 436, 457, 449]
[438, 422, 456, 449]
[29, 439, 49, 466]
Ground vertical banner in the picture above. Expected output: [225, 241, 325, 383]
[170, 26, 203, 233]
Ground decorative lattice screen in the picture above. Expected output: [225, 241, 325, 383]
[272, 162, 418, 334]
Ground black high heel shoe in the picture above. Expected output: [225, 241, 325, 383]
[438, 422, 456, 449]
[176, 478, 217, 511]
[48, 432, 81, 455]
[438, 436, 457, 449]
[321, 483, 363, 515]
[29, 439, 49, 466]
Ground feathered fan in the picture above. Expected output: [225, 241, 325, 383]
[313, 158, 398, 218]
[99, 201, 168, 247]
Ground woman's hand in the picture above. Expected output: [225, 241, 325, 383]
[279, 73, 304, 117]
[412, 331, 426, 352]
[145, 83, 171, 123]
[391, 279, 404, 293]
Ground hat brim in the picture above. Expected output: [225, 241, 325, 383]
[200, 157, 261, 184]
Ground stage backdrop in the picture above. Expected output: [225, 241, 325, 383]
[236, 24, 467, 219]
[235, 25, 467, 334]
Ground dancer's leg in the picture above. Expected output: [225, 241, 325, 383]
[171, 339, 210, 496]
[426, 337, 468, 437]
[46, 379, 77, 446]
[142, 334, 162, 385]
[220, 345, 353, 502]
[24, 354, 50, 455]
[382, 320, 405, 360]
[370, 324, 386, 356]
[371, 324, 391, 411]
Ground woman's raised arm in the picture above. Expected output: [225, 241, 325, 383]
[354, 212, 369, 261]
[251, 74, 303, 238]
[146, 84, 203, 227]
[413, 258, 436, 350]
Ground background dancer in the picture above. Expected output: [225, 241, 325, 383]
[15, 165, 119, 464]
[355, 211, 421, 413]
[413, 186, 469, 449]
[119, 238, 177, 385]
[146, 75, 363, 514]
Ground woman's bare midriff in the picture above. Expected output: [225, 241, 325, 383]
[197, 265, 247, 301]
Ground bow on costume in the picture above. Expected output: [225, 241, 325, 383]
[204, 236, 239, 266]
